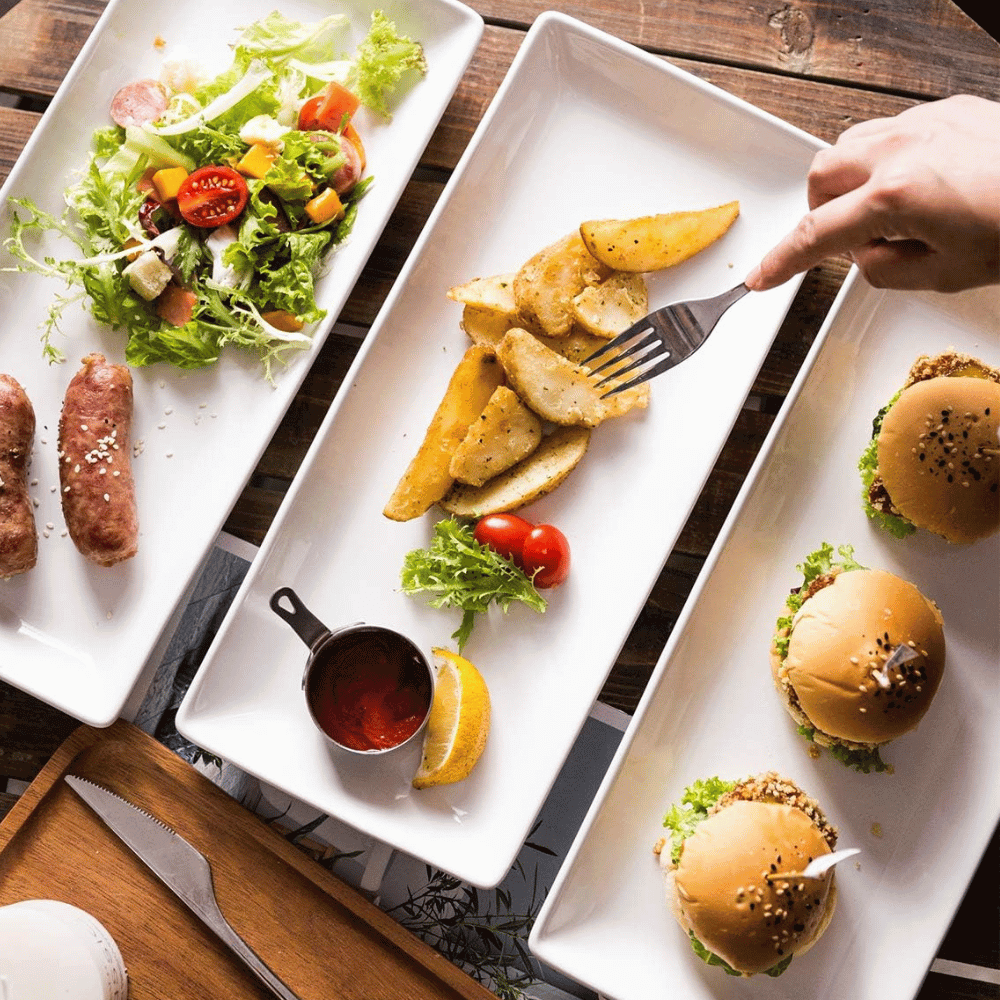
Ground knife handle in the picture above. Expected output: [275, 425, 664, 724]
[193, 894, 302, 1000]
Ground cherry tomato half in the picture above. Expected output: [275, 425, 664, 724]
[474, 513, 533, 565]
[175, 165, 249, 228]
[521, 524, 571, 589]
[298, 82, 360, 132]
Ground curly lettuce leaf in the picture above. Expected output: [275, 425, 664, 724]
[234, 10, 350, 64]
[348, 10, 427, 118]
[661, 776, 736, 865]
[400, 518, 546, 651]
[829, 742, 891, 774]
[773, 543, 866, 659]
[858, 390, 917, 539]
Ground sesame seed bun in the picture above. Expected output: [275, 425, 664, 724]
[771, 569, 945, 748]
[660, 774, 838, 976]
[875, 370, 1000, 544]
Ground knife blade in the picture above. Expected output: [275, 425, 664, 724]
[64, 775, 302, 1000]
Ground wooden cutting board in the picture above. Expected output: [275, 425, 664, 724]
[0, 721, 495, 1000]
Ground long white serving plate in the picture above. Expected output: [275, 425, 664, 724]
[529, 270, 1000, 999]
[175, 12, 828, 889]
[0, 0, 483, 725]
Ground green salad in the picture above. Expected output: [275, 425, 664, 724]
[3, 9, 425, 378]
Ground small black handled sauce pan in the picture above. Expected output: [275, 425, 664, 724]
[270, 587, 434, 756]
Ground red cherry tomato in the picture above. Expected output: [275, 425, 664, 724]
[175, 166, 248, 228]
[473, 513, 533, 565]
[521, 524, 571, 589]
[298, 82, 360, 132]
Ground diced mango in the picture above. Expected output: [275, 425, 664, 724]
[261, 310, 304, 332]
[305, 187, 345, 225]
[151, 166, 189, 202]
[237, 142, 279, 179]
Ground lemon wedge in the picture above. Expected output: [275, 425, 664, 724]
[412, 647, 491, 789]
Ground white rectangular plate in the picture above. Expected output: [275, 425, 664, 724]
[0, 0, 483, 725]
[529, 271, 1000, 998]
[175, 12, 827, 889]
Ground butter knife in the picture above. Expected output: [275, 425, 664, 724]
[64, 775, 302, 1000]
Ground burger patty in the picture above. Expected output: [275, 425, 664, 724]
[712, 772, 838, 851]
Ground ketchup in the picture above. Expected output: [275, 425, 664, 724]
[306, 628, 432, 752]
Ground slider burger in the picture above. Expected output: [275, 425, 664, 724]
[772, 543, 945, 772]
[656, 772, 838, 978]
[859, 350, 1000, 543]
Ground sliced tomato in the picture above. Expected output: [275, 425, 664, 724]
[521, 524, 571, 589]
[175, 165, 249, 228]
[297, 95, 325, 131]
[316, 82, 360, 129]
[474, 514, 533, 565]
[298, 82, 360, 133]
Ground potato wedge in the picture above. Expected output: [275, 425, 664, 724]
[571, 271, 647, 338]
[513, 232, 613, 337]
[384, 345, 505, 521]
[537, 329, 650, 419]
[497, 327, 648, 428]
[580, 201, 740, 272]
[447, 273, 518, 317]
[460, 304, 516, 351]
[449, 385, 543, 487]
[439, 426, 591, 517]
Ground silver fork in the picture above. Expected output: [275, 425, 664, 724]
[583, 282, 750, 396]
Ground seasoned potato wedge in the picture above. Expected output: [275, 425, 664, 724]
[384, 345, 505, 521]
[449, 386, 543, 487]
[580, 201, 740, 272]
[439, 426, 591, 517]
[497, 328, 647, 428]
[513, 232, 613, 337]
[571, 271, 647, 338]
[537, 330, 650, 419]
[447, 273, 518, 317]
[460, 304, 516, 351]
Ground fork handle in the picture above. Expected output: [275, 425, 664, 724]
[688, 282, 749, 327]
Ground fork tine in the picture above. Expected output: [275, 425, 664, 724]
[599, 352, 681, 397]
[588, 330, 661, 375]
[594, 343, 668, 388]
[581, 318, 654, 365]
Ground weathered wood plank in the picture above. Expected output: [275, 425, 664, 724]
[0, 107, 40, 188]
[472, 0, 998, 99]
[0, 0, 105, 97]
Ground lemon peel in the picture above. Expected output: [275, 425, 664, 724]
[412, 647, 490, 789]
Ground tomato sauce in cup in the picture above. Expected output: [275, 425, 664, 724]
[269, 586, 433, 756]
[305, 627, 432, 752]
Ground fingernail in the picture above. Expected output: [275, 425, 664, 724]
[744, 263, 762, 289]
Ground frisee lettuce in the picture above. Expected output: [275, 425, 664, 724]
[400, 518, 546, 652]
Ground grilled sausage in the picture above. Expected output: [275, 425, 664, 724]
[58, 354, 138, 566]
[0, 375, 37, 577]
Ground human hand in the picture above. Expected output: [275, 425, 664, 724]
[746, 95, 1000, 293]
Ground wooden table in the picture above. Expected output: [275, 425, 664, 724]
[1, 1, 997, 997]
